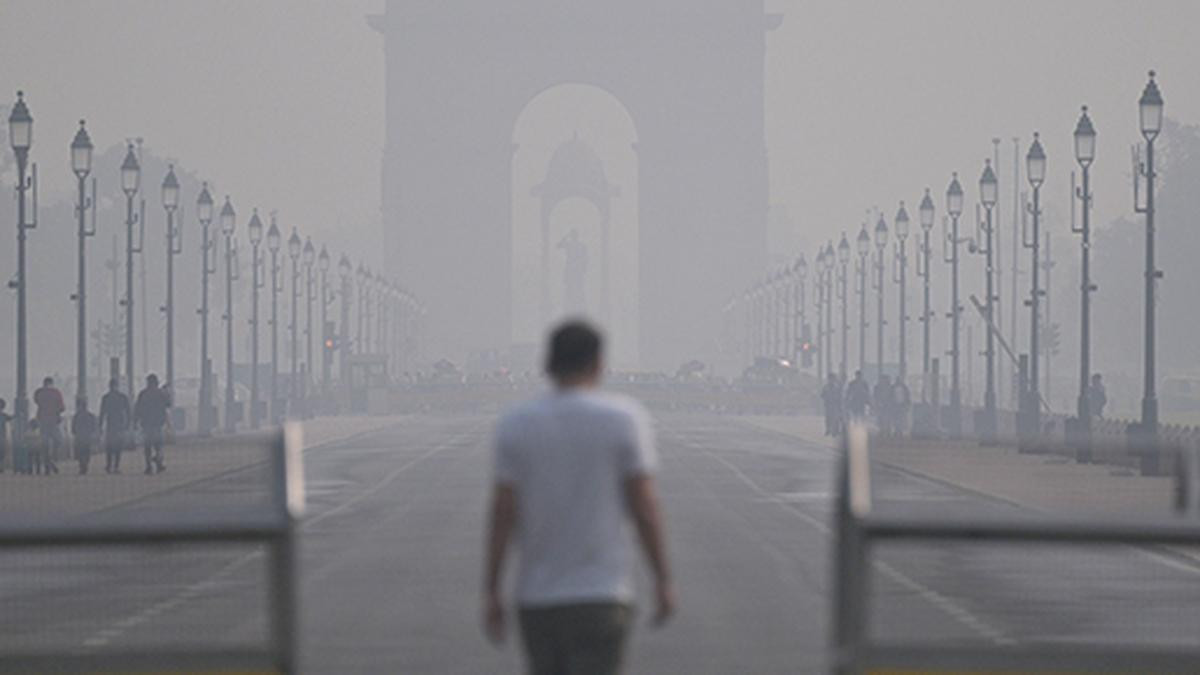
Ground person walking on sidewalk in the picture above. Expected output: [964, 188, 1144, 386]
[99, 379, 130, 474]
[483, 320, 675, 675]
[71, 398, 99, 475]
[133, 374, 171, 475]
[821, 373, 844, 436]
[33, 377, 63, 474]
[845, 371, 870, 424]
[1089, 374, 1107, 420]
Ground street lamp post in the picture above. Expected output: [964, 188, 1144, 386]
[318, 246, 332, 397]
[1072, 105, 1097, 461]
[837, 235, 851, 379]
[856, 225, 870, 371]
[814, 250, 826, 382]
[338, 255, 352, 389]
[120, 143, 141, 396]
[1135, 71, 1164, 440]
[977, 159, 1000, 443]
[161, 165, 181, 400]
[219, 196, 237, 433]
[917, 189, 935, 400]
[822, 243, 835, 378]
[873, 215, 889, 375]
[267, 218, 281, 423]
[196, 183, 215, 435]
[303, 238, 315, 416]
[71, 120, 95, 407]
[247, 210, 264, 429]
[1023, 133, 1047, 438]
[9, 92, 35, 442]
[288, 228, 302, 415]
[893, 203, 910, 382]
[794, 254, 807, 365]
[944, 173, 965, 437]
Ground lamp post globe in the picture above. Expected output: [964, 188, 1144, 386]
[1074, 106, 1096, 167]
[8, 91, 32, 153]
[197, 183, 213, 223]
[919, 189, 935, 231]
[874, 214, 888, 250]
[219, 197, 236, 236]
[979, 160, 998, 207]
[248, 209, 263, 246]
[161, 165, 179, 211]
[1139, 70, 1163, 141]
[857, 225, 870, 257]
[838, 234, 851, 264]
[946, 172, 964, 218]
[1026, 132, 1046, 188]
[71, 119, 92, 177]
[288, 228, 302, 261]
[894, 202, 910, 241]
[120, 143, 140, 197]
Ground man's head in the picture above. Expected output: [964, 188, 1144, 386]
[76, 397, 87, 412]
[146, 374, 159, 388]
[1092, 373, 1102, 384]
[854, 370, 862, 381]
[545, 320, 603, 388]
[43, 377, 53, 387]
[108, 378, 119, 392]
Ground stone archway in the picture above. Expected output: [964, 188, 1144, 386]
[372, 2, 776, 369]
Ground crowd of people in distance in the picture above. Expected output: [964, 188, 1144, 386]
[0, 375, 172, 476]
[820, 370, 1109, 438]
[821, 370, 911, 437]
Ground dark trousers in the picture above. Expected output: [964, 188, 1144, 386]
[518, 602, 632, 675]
[143, 427, 165, 471]
[105, 434, 124, 472]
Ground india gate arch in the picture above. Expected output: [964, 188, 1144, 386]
[371, 1, 776, 369]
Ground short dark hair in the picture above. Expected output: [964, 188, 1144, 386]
[545, 320, 603, 379]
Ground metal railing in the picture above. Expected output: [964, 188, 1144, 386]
[0, 424, 305, 674]
[832, 424, 1200, 674]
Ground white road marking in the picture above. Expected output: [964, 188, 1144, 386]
[668, 427, 1013, 647]
[79, 427, 479, 649]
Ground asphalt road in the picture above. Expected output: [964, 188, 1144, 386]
[5, 413, 1200, 673]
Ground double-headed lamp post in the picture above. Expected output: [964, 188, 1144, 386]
[267, 218, 282, 422]
[978, 159, 1000, 443]
[71, 120, 95, 407]
[120, 143, 142, 396]
[873, 215, 889, 375]
[837, 235, 851, 379]
[917, 189, 935, 397]
[247, 210, 264, 429]
[219, 197, 237, 433]
[944, 173, 965, 437]
[1072, 105, 1097, 459]
[196, 183, 215, 435]
[1135, 71, 1164, 439]
[161, 165, 181, 397]
[318, 246, 332, 396]
[893, 202, 910, 382]
[288, 228, 302, 412]
[303, 238, 315, 414]
[1023, 133, 1047, 437]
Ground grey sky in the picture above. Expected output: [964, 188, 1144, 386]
[2, 0, 1197, 267]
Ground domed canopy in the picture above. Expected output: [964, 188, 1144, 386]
[532, 133, 620, 215]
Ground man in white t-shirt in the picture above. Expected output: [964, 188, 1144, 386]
[483, 320, 674, 674]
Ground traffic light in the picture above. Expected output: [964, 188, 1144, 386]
[799, 323, 814, 368]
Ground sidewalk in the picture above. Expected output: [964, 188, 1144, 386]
[739, 414, 1177, 518]
[0, 415, 408, 521]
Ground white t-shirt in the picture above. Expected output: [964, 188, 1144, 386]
[493, 389, 658, 607]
